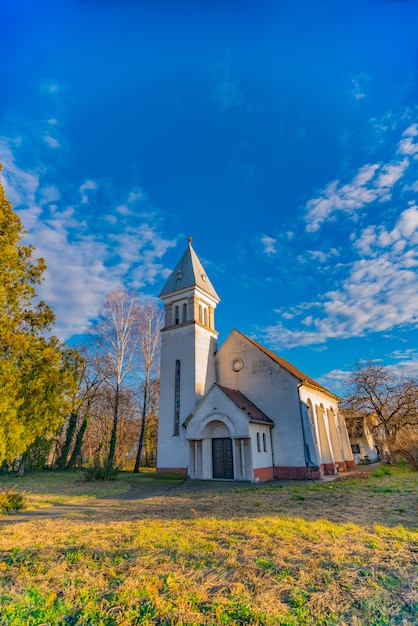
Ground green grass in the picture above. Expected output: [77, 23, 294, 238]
[0, 468, 417, 624]
[0, 470, 130, 508]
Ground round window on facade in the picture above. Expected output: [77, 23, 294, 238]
[231, 358, 244, 372]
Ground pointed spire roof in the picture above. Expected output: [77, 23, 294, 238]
[159, 238, 220, 301]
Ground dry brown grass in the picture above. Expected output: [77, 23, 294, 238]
[0, 468, 417, 624]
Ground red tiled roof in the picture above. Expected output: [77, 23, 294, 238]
[216, 384, 274, 424]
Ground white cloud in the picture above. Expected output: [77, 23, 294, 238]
[39, 185, 60, 205]
[43, 134, 61, 149]
[262, 205, 418, 349]
[403, 123, 418, 138]
[350, 73, 370, 100]
[305, 126, 415, 232]
[0, 140, 39, 208]
[1, 140, 177, 340]
[79, 179, 98, 204]
[375, 159, 409, 188]
[317, 368, 352, 395]
[355, 205, 418, 256]
[303, 248, 340, 264]
[398, 136, 418, 157]
[260, 235, 277, 257]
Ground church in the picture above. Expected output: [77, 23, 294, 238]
[157, 240, 354, 481]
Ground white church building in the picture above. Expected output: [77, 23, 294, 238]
[157, 240, 354, 481]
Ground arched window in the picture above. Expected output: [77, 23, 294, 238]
[199, 304, 203, 323]
[182, 303, 187, 323]
[262, 432, 267, 452]
[174, 305, 180, 325]
[203, 307, 208, 326]
[256, 432, 261, 452]
[174, 360, 180, 436]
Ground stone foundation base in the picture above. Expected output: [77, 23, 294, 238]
[253, 466, 275, 481]
[323, 462, 338, 475]
[156, 467, 188, 476]
[274, 466, 310, 480]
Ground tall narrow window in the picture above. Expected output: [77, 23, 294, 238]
[182, 303, 187, 323]
[199, 304, 203, 323]
[203, 307, 208, 326]
[307, 400, 317, 443]
[174, 306, 180, 325]
[174, 360, 181, 436]
[262, 432, 267, 452]
[256, 432, 261, 452]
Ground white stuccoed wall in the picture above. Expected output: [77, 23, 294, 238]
[217, 331, 306, 467]
[298, 385, 354, 468]
[157, 321, 218, 472]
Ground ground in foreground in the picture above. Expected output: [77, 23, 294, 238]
[0, 467, 417, 625]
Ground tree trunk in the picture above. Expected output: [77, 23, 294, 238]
[56, 412, 78, 469]
[107, 383, 120, 469]
[67, 414, 90, 468]
[17, 458, 26, 477]
[133, 377, 148, 473]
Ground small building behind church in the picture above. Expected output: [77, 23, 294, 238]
[157, 241, 354, 481]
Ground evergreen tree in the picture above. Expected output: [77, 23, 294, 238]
[0, 165, 80, 465]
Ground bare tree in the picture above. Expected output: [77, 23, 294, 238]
[55, 349, 102, 469]
[90, 288, 142, 469]
[133, 301, 163, 473]
[343, 362, 418, 463]
[392, 426, 418, 471]
[142, 377, 160, 467]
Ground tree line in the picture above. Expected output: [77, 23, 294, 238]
[0, 166, 162, 476]
[1, 167, 417, 474]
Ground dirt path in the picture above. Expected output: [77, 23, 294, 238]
[0, 466, 379, 525]
[0, 478, 260, 525]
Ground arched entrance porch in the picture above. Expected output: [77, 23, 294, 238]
[188, 417, 252, 480]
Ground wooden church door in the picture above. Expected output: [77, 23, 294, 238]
[212, 438, 234, 479]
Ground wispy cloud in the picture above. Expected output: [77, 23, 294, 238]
[0, 140, 39, 207]
[300, 248, 340, 264]
[350, 73, 370, 100]
[259, 235, 277, 257]
[79, 179, 98, 204]
[262, 202, 418, 349]
[0, 122, 176, 340]
[210, 51, 243, 111]
[43, 134, 61, 149]
[305, 125, 416, 232]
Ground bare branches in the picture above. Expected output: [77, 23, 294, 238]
[343, 361, 418, 463]
[87, 289, 162, 470]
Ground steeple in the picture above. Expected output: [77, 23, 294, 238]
[157, 240, 220, 476]
[159, 238, 220, 301]
[159, 240, 220, 332]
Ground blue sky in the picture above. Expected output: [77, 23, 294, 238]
[1, 0, 418, 394]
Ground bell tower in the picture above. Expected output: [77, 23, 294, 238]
[157, 239, 220, 475]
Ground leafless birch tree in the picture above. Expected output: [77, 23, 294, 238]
[90, 288, 142, 469]
[133, 301, 163, 473]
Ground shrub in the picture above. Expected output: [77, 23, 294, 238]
[83, 464, 119, 481]
[0, 488, 27, 514]
[372, 465, 392, 478]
